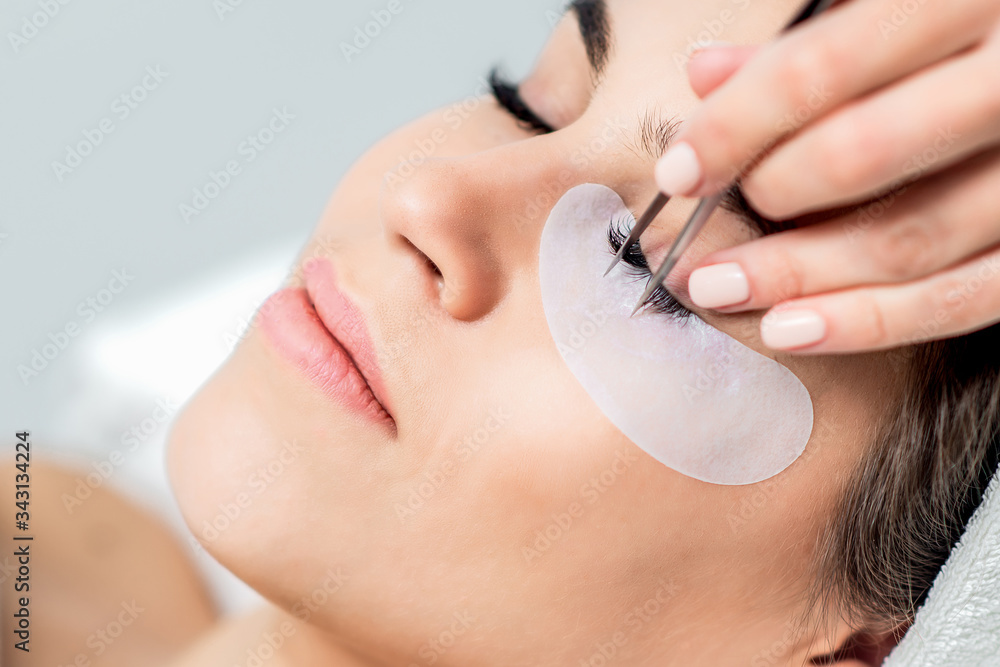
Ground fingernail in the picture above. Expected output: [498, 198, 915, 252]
[688, 262, 750, 309]
[761, 309, 827, 350]
[655, 142, 702, 196]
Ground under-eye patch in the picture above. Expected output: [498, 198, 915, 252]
[538, 184, 814, 485]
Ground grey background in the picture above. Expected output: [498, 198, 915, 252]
[1, 0, 564, 431]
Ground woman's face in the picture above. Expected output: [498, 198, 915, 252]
[169, 0, 902, 664]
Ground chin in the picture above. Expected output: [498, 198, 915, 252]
[167, 345, 277, 557]
[166, 331, 390, 608]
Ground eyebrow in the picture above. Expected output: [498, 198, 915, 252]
[566, 0, 793, 238]
[630, 109, 680, 164]
[564, 1, 676, 159]
[568, 0, 612, 78]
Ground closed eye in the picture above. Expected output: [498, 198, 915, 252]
[488, 67, 556, 135]
[607, 217, 693, 321]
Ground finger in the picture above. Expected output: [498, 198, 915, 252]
[686, 147, 1000, 312]
[654, 0, 998, 199]
[742, 39, 1000, 218]
[687, 45, 759, 99]
[757, 245, 1000, 354]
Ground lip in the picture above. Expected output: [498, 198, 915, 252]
[259, 260, 394, 429]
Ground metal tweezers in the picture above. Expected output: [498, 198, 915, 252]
[605, 0, 839, 315]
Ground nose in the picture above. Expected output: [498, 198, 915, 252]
[379, 147, 568, 321]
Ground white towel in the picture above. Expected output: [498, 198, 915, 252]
[885, 469, 1000, 666]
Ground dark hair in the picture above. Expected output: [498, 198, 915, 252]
[813, 324, 1000, 631]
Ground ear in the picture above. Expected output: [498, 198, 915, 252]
[808, 625, 909, 666]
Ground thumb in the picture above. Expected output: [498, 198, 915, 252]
[688, 44, 760, 99]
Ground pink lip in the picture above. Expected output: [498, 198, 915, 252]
[259, 260, 394, 429]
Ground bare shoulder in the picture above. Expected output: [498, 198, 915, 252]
[162, 604, 292, 666]
[0, 454, 217, 666]
[164, 602, 364, 667]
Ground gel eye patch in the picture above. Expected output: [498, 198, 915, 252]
[539, 184, 814, 485]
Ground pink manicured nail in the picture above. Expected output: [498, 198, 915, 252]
[655, 142, 702, 196]
[761, 309, 827, 350]
[688, 262, 750, 309]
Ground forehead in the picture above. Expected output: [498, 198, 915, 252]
[596, 0, 801, 100]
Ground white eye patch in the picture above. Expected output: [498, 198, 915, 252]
[539, 184, 814, 485]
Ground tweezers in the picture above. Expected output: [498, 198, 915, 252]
[604, 0, 839, 315]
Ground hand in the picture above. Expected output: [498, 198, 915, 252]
[654, 0, 1000, 354]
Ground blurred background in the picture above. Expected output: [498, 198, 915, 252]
[0, 0, 562, 615]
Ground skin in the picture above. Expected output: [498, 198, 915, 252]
[658, 0, 1000, 353]
[167, 1, 910, 665]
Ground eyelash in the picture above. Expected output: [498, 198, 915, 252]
[487, 69, 696, 320]
[488, 67, 556, 135]
[606, 217, 694, 321]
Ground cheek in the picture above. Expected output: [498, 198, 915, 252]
[394, 338, 625, 530]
